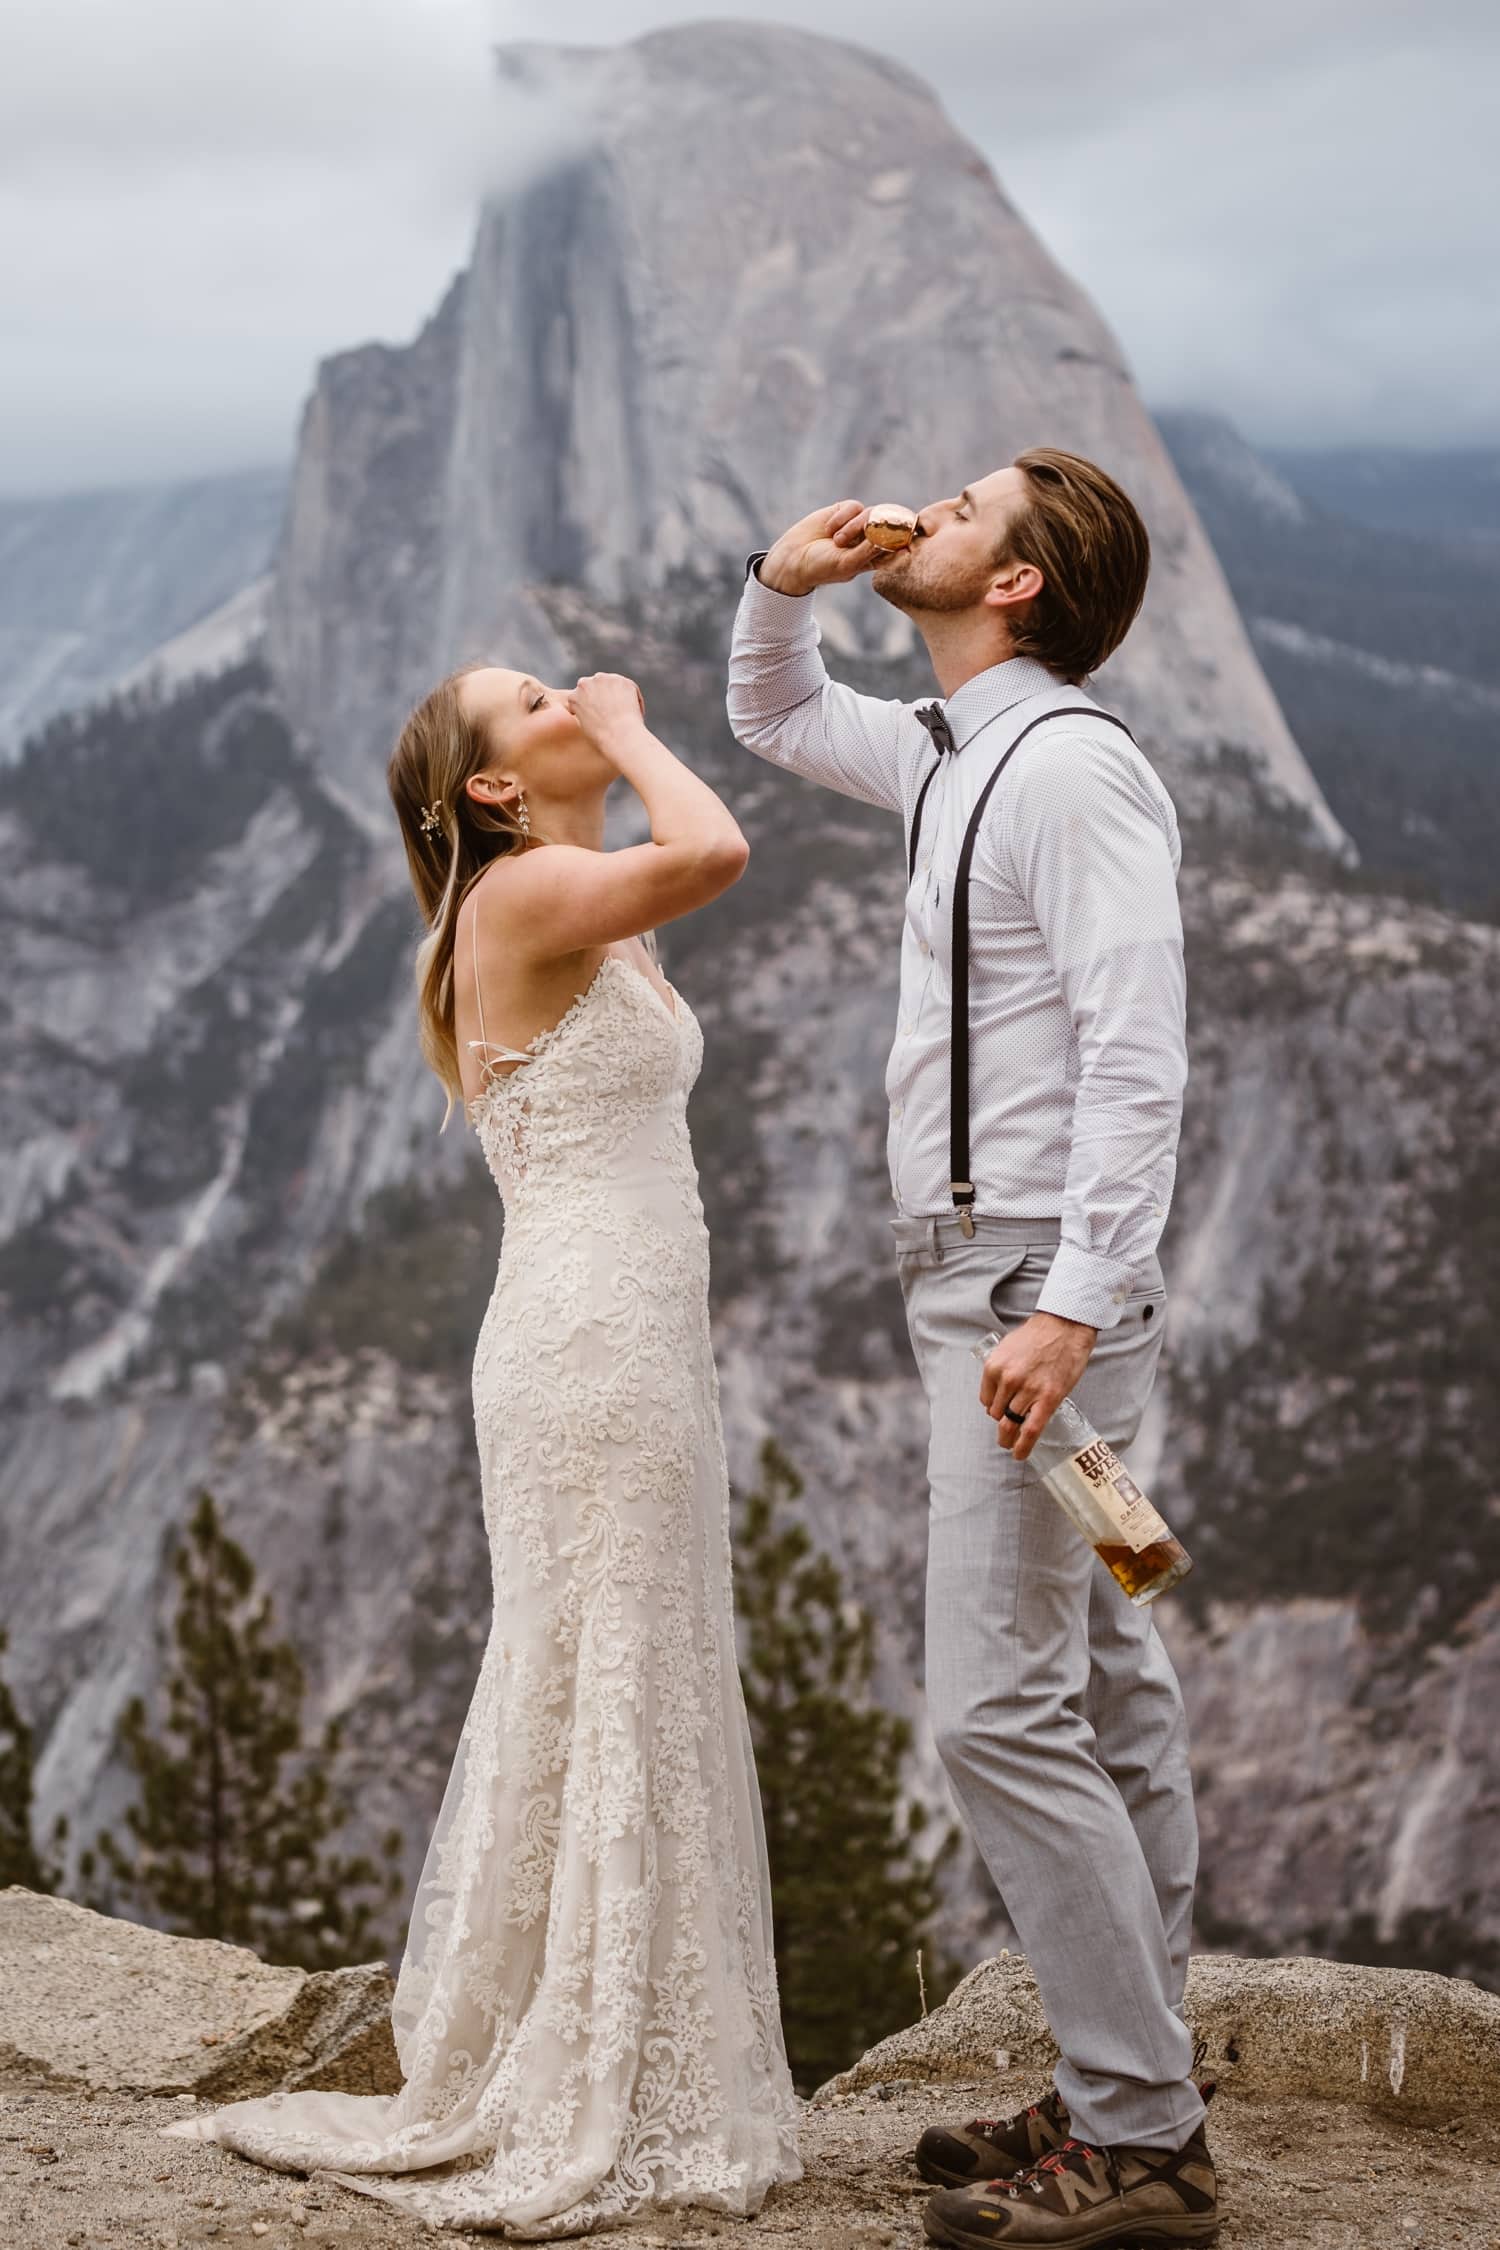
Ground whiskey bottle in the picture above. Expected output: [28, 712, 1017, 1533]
[971, 1333, 1193, 1605]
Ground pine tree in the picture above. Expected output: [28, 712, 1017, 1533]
[84, 1491, 403, 1969]
[735, 1439, 959, 2093]
[0, 1627, 57, 1892]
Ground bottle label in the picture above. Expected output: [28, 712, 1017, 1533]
[1071, 1440, 1171, 1554]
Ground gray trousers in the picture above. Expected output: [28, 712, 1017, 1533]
[894, 1212, 1204, 2153]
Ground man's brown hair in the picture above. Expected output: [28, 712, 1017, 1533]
[998, 448, 1151, 682]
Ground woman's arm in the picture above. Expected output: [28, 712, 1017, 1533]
[497, 673, 749, 957]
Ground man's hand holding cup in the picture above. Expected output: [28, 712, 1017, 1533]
[757, 500, 887, 597]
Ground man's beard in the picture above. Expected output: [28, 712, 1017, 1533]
[871, 549, 992, 615]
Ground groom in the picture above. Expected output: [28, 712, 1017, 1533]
[727, 452, 1216, 2248]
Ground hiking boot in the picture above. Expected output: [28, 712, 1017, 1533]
[922, 2129, 1219, 2246]
[914, 2089, 1072, 2187]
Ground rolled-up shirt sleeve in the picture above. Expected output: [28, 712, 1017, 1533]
[1005, 732, 1188, 1330]
[726, 561, 908, 814]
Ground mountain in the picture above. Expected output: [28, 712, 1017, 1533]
[2, 23, 1497, 1997]
[0, 468, 285, 757]
[1262, 442, 1500, 552]
[1160, 410, 1500, 921]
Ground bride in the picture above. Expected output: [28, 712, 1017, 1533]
[163, 666, 802, 2235]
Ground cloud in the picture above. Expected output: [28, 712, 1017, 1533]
[0, 0, 498, 173]
[1, 0, 1494, 490]
[1, 0, 505, 487]
[990, 20, 1500, 447]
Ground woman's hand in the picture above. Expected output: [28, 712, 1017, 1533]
[566, 672, 648, 749]
[497, 663, 748, 955]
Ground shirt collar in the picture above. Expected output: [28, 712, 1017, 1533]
[940, 657, 1063, 750]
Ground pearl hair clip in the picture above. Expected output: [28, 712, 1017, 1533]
[419, 800, 445, 836]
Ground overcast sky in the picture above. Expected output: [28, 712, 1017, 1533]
[3, 0, 1495, 494]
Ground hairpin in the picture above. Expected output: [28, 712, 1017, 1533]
[419, 800, 445, 837]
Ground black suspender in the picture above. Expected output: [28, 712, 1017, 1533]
[905, 704, 1137, 1238]
[907, 760, 941, 883]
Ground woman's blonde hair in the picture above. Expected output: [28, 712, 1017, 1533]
[387, 665, 531, 1129]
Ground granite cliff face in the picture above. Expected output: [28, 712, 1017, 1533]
[1, 23, 1495, 1994]
[1160, 410, 1500, 919]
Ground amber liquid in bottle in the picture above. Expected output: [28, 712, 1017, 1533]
[1093, 1541, 1191, 1601]
[973, 1334, 1193, 1606]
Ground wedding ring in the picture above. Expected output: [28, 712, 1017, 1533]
[1002, 1404, 1027, 1426]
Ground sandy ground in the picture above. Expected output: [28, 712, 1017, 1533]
[4, 2074, 1499, 2249]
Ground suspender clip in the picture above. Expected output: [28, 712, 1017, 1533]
[951, 1182, 976, 1239]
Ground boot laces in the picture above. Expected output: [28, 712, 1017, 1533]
[1002, 2137, 1111, 2199]
[974, 2100, 1042, 2136]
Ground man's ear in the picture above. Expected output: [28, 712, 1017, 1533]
[984, 560, 1043, 614]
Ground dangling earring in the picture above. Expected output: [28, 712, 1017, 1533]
[515, 790, 532, 842]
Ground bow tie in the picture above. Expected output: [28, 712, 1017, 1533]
[915, 703, 956, 756]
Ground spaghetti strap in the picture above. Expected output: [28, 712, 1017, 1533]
[468, 894, 534, 1073]
[471, 897, 489, 1055]
[468, 1039, 537, 1065]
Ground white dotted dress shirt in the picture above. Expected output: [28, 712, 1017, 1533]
[726, 566, 1188, 1331]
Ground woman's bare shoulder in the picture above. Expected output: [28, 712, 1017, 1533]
[465, 852, 608, 984]
[470, 844, 607, 929]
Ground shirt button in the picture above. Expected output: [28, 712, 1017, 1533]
[918, 938, 930, 957]
[893, 1099, 904, 1117]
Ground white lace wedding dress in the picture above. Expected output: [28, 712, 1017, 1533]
[163, 948, 802, 2236]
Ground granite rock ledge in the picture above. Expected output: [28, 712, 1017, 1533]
[0, 1887, 400, 2100]
[5, 1894, 1500, 2247]
[8, 1886, 1496, 2131]
[816, 1949, 1500, 2125]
